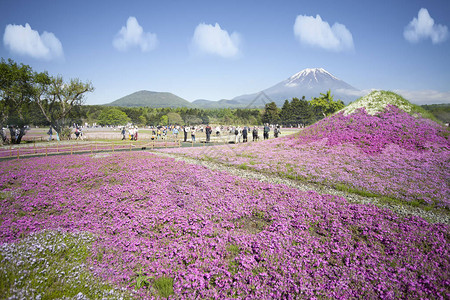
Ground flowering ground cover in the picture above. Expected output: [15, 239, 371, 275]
[160, 104, 450, 208]
[0, 152, 449, 299]
[0, 230, 132, 299]
[0, 140, 180, 159]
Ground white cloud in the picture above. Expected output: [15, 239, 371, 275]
[113, 17, 158, 52]
[336, 88, 375, 98]
[293, 14, 354, 52]
[404, 8, 448, 44]
[191, 23, 241, 58]
[394, 89, 450, 105]
[3, 23, 63, 60]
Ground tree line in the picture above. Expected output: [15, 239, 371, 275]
[80, 90, 346, 128]
[262, 90, 345, 126]
[71, 93, 344, 129]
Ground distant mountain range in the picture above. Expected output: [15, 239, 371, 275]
[195, 68, 360, 108]
[107, 90, 195, 108]
[105, 68, 361, 109]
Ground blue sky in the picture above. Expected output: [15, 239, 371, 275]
[1, 0, 449, 105]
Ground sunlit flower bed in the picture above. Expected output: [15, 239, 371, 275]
[1, 152, 448, 299]
[0, 141, 179, 158]
[161, 106, 450, 208]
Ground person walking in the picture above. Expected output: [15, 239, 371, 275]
[242, 126, 248, 143]
[263, 123, 270, 140]
[274, 125, 280, 138]
[157, 128, 162, 140]
[252, 126, 258, 142]
[234, 126, 240, 144]
[121, 127, 126, 140]
[47, 127, 53, 141]
[129, 127, 134, 140]
[191, 126, 196, 142]
[184, 126, 190, 142]
[75, 127, 80, 140]
[205, 124, 212, 142]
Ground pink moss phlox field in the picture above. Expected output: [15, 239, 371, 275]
[293, 106, 448, 154]
[0, 142, 180, 158]
[161, 106, 450, 207]
[1, 152, 449, 299]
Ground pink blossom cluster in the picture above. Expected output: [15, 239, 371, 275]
[161, 106, 449, 207]
[292, 106, 448, 154]
[0, 142, 180, 158]
[0, 152, 448, 299]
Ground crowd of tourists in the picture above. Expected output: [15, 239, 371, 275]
[42, 123, 282, 143]
[46, 124, 85, 141]
[118, 124, 282, 144]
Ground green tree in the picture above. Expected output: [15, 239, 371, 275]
[120, 107, 146, 125]
[144, 109, 159, 126]
[80, 105, 104, 126]
[33, 73, 94, 139]
[160, 115, 168, 125]
[291, 97, 314, 125]
[167, 112, 183, 125]
[262, 102, 279, 124]
[310, 90, 344, 117]
[183, 114, 202, 125]
[97, 108, 130, 126]
[279, 100, 292, 126]
[0, 58, 34, 144]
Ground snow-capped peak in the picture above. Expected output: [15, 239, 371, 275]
[287, 68, 339, 84]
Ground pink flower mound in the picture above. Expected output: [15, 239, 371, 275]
[160, 105, 449, 207]
[0, 152, 449, 299]
[291, 105, 449, 154]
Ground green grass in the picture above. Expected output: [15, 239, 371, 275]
[333, 183, 379, 198]
[0, 230, 133, 299]
[226, 244, 241, 256]
[333, 183, 449, 220]
[238, 163, 248, 170]
[228, 260, 240, 276]
[153, 276, 175, 298]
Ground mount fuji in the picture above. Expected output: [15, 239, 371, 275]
[193, 68, 360, 108]
[232, 68, 359, 106]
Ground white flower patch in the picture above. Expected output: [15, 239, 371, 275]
[341, 90, 414, 116]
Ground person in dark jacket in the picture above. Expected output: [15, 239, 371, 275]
[242, 126, 248, 142]
[205, 125, 212, 142]
[263, 124, 270, 140]
[252, 126, 258, 141]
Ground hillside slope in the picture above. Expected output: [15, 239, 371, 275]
[160, 91, 450, 208]
[340, 90, 434, 118]
[107, 90, 196, 108]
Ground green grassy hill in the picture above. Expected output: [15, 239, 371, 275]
[106, 90, 196, 108]
[340, 90, 438, 121]
[421, 103, 450, 124]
